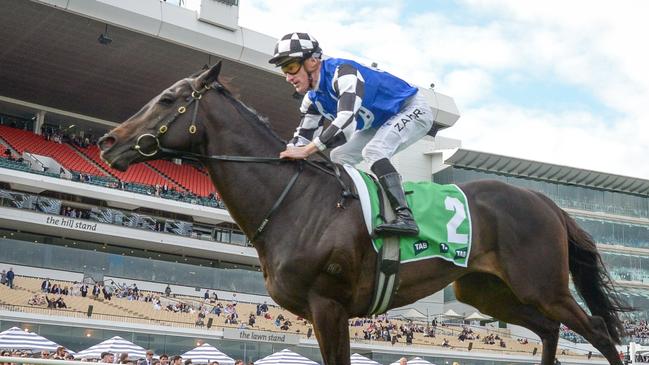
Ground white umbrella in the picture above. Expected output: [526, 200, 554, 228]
[442, 309, 462, 318]
[390, 357, 434, 365]
[254, 349, 318, 365]
[464, 312, 491, 321]
[0, 327, 64, 352]
[181, 343, 235, 365]
[75, 336, 147, 360]
[351, 353, 381, 365]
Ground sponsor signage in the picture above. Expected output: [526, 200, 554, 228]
[222, 328, 300, 345]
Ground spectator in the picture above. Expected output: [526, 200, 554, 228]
[211, 303, 222, 316]
[171, 355, 183, 365]
[399, 357, 408, 365]
[204, 290, 210, 300]
[53, 346, 66, 360]
[140, 350, 154, 365]
[40, 350, 51, 359]
[6, 267, 14, 288]
[54, 296, 67, 308]
[234, 361, 244, 365]
[159, 354, 169, 365]
[101, 352, 115, 363]
[119, 352, 129, 364]
[208, 362, 219, 365]
[41, 278, 51, 293]
[405, 330, 414, 345]
[92, 284, 100, 299]
[80, 283, 88, 297]
[0, 270, 6, 286]
[195, 316, 205, 327]
[165, 285, 172, 297]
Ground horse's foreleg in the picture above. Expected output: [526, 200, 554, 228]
[454, 274, 560, 365]
[309, 295, 351, 365]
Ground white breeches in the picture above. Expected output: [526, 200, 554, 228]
[329, 91, 434, 167]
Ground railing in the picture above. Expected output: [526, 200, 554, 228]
[0, 303, 204, 329]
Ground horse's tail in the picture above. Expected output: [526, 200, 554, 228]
[563, 210, 632, 344]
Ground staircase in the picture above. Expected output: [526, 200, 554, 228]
[145, 162, 191, 193]
[67, 143, 113, 178]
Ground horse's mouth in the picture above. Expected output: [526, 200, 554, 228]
[100, 148, 133, 172]
[100, 153, 128, 172]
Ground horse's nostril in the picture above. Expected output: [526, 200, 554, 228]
[98, 135, 116, 151]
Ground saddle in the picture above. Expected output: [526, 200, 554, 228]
[342, 165, 473, 315]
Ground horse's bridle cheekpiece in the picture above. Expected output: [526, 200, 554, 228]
[133, 85, 208, 157]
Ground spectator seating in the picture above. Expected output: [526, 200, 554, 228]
[78, 145, 182, 190]
[147, 160, 215, 196]
[0, 125, 102, 175]
[0, 275, 578, 356]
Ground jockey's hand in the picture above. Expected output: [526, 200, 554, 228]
[279, 143, 318, 160]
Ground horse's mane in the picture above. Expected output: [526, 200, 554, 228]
[214, 81, 287, 146]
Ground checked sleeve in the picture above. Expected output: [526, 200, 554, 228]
[313, 63, 365, 151]
[287, 95, 325, 147]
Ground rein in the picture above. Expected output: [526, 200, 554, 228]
[132, 81, 357, 242]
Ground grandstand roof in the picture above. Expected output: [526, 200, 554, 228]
[445, 149, 649, 196]
[0, 0, 300, 138]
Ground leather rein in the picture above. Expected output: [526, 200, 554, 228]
[131, 81, 356, 242]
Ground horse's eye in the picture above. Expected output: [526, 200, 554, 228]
[159, 95, 175, 105]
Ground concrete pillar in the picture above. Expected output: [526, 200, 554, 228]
[34, 110, 46, 135]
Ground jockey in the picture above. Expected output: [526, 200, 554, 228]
[270, 32, 435, 237]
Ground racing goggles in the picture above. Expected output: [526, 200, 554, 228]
[281, 60, 303, 75]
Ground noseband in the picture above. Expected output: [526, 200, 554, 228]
[134, 86, 208, 157]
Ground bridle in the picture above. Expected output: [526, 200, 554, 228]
[130, 81, 357, 242]
[133, 84, 208, 157]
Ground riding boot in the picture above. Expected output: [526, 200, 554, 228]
[374, 172, 419, 236]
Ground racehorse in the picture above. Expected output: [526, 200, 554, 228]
[98, 63, 629, 365]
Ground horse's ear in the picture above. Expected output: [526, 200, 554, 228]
[195, 61, 222, 89]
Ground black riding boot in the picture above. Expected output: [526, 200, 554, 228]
[374, 172, 419, 236]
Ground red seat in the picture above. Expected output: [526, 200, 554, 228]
[79, 145, 182, 189]
[148, 160, 215, 196]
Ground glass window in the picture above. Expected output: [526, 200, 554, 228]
[0, 236, 267, 296]
[433, 167, 648, 218]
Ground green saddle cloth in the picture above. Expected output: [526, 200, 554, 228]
[358, 171, 473, 267]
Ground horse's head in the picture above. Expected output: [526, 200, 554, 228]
[98, 62, 222, 171]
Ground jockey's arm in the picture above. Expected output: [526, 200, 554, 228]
[287, 96, 324, 147]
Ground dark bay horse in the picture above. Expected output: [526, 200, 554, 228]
[98, 63, 629, 365]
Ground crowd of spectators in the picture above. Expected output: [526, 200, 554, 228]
[624, 320, 649, 341]
[19, 276, 296, 335]
[350, 316, 424, 345]
[0, 348, 250, 365]
[42, 126, 97, 149]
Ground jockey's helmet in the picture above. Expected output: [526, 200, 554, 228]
[269, 32, 321, 67]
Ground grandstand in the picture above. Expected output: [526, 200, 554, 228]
[0, 0, 646, 364]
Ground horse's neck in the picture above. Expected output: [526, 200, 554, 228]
[201, 96, 303, 241]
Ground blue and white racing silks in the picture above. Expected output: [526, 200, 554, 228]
[288, 58, 418, 151]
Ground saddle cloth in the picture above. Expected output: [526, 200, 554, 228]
[343, 165, 473, 267]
